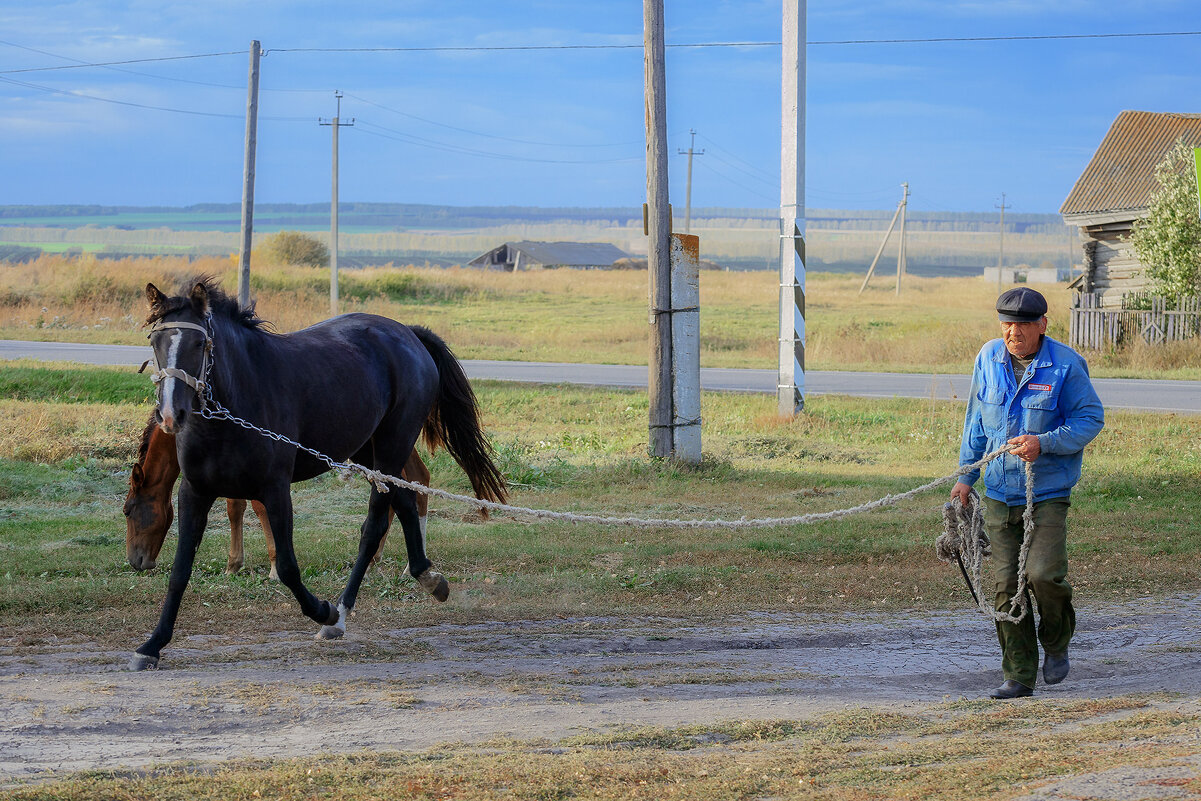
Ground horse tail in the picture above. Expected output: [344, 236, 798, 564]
[410, 326, 509, 512]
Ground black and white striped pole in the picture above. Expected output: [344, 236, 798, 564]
[778, 0, 806, 417]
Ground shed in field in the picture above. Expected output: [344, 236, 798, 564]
[1060, 110, 1201, 307]
[467, 241, 630, 271]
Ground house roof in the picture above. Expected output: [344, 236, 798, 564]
[496, 241, 629, 266]
[1061, 110, 1201, 219]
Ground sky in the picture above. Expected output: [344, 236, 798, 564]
[2, 1, 1200, 215]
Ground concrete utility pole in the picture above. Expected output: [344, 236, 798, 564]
[895, 181, 908, 296]
[677, 129, 704, 233]
[236, 40, 261, 309]
[644, 0, 673, 458]
[995, 192, 1010, 292]
[778, 0, 806, 417]
[320, 91, 354, 316]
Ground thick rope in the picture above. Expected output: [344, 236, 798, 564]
[936, 460, 1036, 624]
[196, 396, 1014, 530]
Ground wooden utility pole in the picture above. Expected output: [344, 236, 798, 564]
[236, 40, 261, 309]
[858, 184, 905, 294]
[895, 181, 908, 296]
[644, 0, 673, 458]
[320, 92, 353, 316]
[677, 129, 704, 233]
[777, 0, 806, 417]
[995, 192, 1010, 293]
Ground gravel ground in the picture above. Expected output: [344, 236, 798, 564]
[2, 595, 1199, 796]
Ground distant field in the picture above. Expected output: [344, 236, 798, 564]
[0, 255, 1197, 379]
[0, 203, 1077, 276]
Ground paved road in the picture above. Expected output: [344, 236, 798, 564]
[3, 339, 1198, 414]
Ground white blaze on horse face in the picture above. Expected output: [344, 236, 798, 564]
[160, 330, 182, 421]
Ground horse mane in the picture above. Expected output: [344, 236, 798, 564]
[144, 274, 272, 332]
[136, 413, 158, 464]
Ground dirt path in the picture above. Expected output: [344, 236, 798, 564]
[2, 595, 1200, 790]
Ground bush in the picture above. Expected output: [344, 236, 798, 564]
[257, 231, 329, 268]
[1128, 139, 1201, 303]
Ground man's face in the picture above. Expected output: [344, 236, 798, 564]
[1001, 317, 1048, 357]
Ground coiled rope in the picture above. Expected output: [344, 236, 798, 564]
[936, 460, 1036, 623]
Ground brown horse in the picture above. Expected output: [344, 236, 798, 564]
[124, 417, 432, 578]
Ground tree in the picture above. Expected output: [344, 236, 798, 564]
[257, 230, 329, 268]
[1128, 138, 1201, 304]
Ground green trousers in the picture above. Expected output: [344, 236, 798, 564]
[984, 496, 1075, 687]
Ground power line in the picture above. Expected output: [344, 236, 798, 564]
[344, 93, 639, 148]
[0, 37, 331, 93]
[0, 45, 244, 74]
[4, 29, 1199, 75]
[266, 31, 1201, 53]
[0, 73, 311, 120]
[694, 159, 777, 204]
[354, 119, 641, 165]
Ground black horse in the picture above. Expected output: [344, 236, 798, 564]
[132, 277, 507, 670]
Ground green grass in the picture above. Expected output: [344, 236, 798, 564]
[0, 362, 153, 405]
[1, 363, 1199, 642]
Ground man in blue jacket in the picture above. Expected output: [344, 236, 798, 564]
[951, 287, 1104, 700]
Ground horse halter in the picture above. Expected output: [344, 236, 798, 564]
[141, 317, 215, 412]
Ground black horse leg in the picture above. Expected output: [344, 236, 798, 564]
[130, 481, 215, 671]
[261, 484, 340, 627]
[317, 488, 393, 639]
[392, 486, 447, 602]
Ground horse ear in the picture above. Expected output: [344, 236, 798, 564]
[131, 463, 144, 486]
[145, 283, 167, 309]
[190, 282, 210, 316]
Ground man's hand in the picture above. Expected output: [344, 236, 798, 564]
[950, 481, 974, 505]
[1007, 434, 1042, 462]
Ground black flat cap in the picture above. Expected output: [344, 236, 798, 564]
[996, 287, 1047, 322]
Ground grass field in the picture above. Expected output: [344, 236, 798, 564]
[1, 255, 1199, 378]
[2, 361, 1198, 638]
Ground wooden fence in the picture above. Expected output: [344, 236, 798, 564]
[1069, 293, 1201, 350]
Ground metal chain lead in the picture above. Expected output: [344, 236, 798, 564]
[193, 393, 1015, 530]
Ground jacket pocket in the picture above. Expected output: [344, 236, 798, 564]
[1020, 390, 1059, 434]
[979, 387, 1007, 433]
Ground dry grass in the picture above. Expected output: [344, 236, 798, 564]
[4, 698, 1197, 800]
[4, 254, 1194, 376]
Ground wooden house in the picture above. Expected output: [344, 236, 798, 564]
[1060, 110, 1201, 307]
[467, 241, 629, 271]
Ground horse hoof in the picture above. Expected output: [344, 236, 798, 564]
[315, 603, 347, 640]
[129, 653, 159, 671]
[416, 569, 450, 603]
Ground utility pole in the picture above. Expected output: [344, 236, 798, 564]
[858, 182, 906, 294]
[319, 91, 354, 316]
[995, 192, 1010, 293]
[895, 181, 908, 296]
[644, 0, 673, 458]
[236, 40, 261, 309]
[677, 129, 704, 233]
[778, 0, 806, 417]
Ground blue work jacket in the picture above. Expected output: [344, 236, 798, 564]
[958, 335, 1104, 505]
